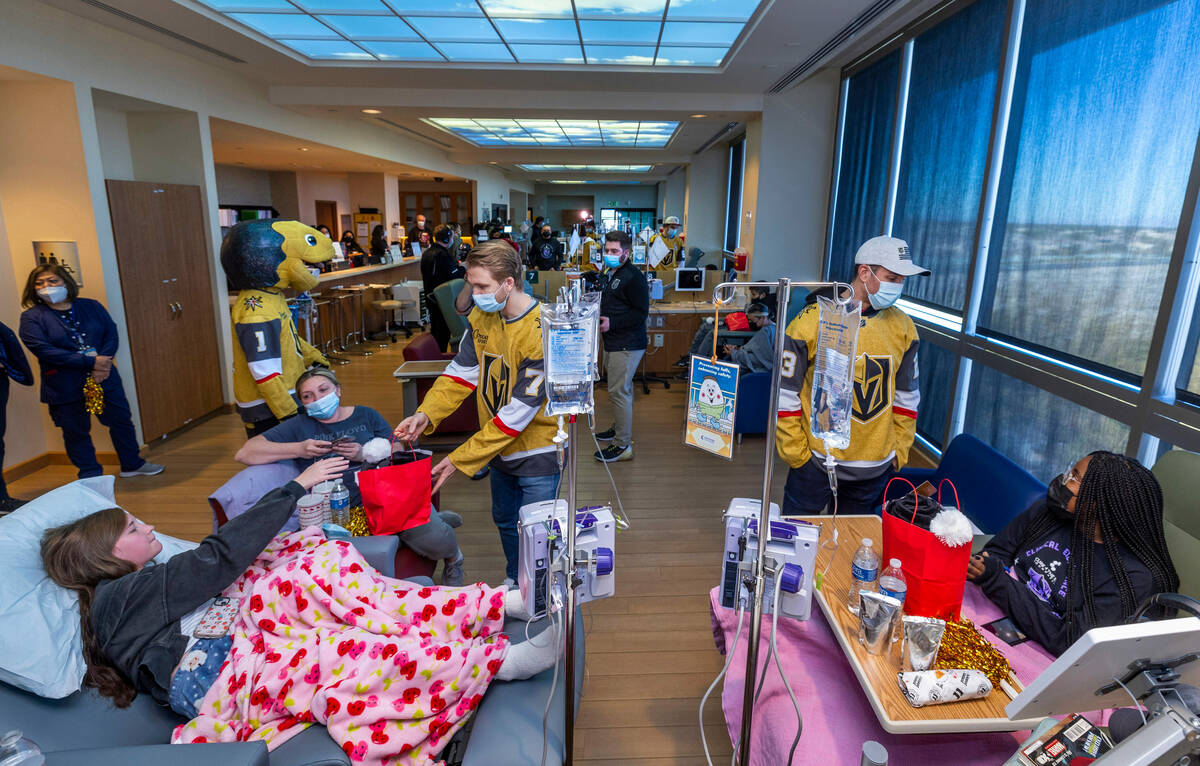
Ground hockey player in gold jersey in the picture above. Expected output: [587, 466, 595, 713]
[776, 236, 930, 515]
[395, 240, 560, 585]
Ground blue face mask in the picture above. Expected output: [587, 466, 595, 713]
[472, 284, 509, 313]
[305, 390, 340, 420]
[603, 254, 623, 269]
[867, 270, 903, 310]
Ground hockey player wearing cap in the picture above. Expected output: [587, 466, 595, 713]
[649, 215, 685, 281]
[776, 236, 929, 515]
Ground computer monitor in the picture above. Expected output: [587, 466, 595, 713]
[504, 225, 513, 234]
[675, 268, 704, 292]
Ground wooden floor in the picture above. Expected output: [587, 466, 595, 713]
[9, 338, 813, 764]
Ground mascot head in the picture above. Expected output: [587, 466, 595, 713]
[220, 219, 333, 293]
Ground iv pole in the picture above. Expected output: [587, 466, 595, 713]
[564, 412, 579, 764]
[711, 277, 851, 766]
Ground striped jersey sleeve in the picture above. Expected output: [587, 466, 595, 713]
[235, 318, 283, 384]
[775, 307, 817, 469]
[418, 319, 480, 431]
[891, 337, 920, 466]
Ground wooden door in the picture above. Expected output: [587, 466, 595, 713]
[314, 200, 337, 235]
[106, 180, 224, 440]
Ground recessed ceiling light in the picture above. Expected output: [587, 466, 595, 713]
[361, 108, 382, 115]
[298, 147, 310, 152]
[690, 113, 708, 118]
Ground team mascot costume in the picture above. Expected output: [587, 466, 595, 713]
[221, 219, 333, 436]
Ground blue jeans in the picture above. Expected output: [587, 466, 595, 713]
[489, 468, 560, 580]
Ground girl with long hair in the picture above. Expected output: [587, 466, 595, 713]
[40, 456, 556, 762]
[968, 450, 1180, 655]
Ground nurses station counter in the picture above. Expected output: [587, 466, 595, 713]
[315, 258, 422, 289]
[643, 290, 743, 375]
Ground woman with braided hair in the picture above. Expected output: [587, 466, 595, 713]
[967, 451, 1179, 655]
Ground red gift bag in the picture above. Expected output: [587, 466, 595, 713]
[881, 477, 971, 620]
[357, 439, 432, 535]
[724, 312, 750, 331]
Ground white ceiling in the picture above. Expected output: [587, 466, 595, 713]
[41, 0, 915, 180]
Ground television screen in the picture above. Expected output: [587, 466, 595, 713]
[675, 268, 704, 292]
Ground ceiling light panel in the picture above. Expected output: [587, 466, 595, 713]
[517, 164, 654, 171]
[191, 0, 763, 65]
[425, 119, 678, 147]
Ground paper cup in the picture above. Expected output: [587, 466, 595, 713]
[297, 494, 325, 528]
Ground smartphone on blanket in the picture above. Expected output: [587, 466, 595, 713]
[194, 597, 240, 639]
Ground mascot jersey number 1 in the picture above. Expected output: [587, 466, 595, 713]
[221, 220, 332, 435]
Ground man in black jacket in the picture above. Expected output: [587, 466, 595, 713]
[595, 231, 649, 463]
[421, 224, 464, 351]
[407, 214, 432, 256]
[530, 225, 564, 271]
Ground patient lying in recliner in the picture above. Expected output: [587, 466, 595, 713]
[40, 457, 553, 765]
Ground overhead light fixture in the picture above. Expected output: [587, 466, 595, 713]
[580, 210, 590, 219]
[690, 114, 709, 118]
[361, 108, 382, 115]
[298, 147, 310, 152]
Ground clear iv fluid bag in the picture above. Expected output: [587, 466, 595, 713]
[810, 295, 860, 451]
[541, 289, 601, 416]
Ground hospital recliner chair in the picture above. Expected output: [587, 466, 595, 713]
[1151, 448, 1200, 599]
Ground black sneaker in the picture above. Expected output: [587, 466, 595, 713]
[594, 427, 616, 441]
[674, 356, 690, 368]
[594, 444, 633, 463]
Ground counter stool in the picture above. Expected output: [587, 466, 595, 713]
[370, 297, 404, 343]
[331, 288, 373, 357]
[314, 299, 350, 366]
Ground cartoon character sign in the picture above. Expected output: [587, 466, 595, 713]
[685, 356, 739, 459]
[220, 220, 333, 434]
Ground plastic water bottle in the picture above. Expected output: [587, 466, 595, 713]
[847, 538, 879, 615]
[0, 731, 44, 765]
[330, 479, 350, 527]
[878, 558, 907, 642]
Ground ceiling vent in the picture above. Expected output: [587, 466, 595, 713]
[768, 0, 902, 94]
[375, 118, 453, 149]
[76, 0, 246, 63]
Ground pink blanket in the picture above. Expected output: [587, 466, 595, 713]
[708, 583, 1062, 766]
[172, 531, 509, 765]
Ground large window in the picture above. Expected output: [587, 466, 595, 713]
[979, 0, 1200, 377]
[891, 0, 1006, 312]
[827, 50, 901, 281]
[964, 366, 1130, 481]
[724, 137, 745, 252]
[915, 340, 958, 448]
[825, 0, 1200, 464]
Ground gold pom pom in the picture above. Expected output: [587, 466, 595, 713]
[83, 376, 105, 416]
[933, 617, 1012, 687]
[347, 506, 372, 537]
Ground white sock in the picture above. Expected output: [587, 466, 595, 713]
[504, 586, 533, 622]
[496, 627, 561, 681]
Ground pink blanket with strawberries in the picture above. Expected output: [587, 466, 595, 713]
[171, 530, 510, 765]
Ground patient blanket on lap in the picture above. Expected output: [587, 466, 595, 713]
[172, 531, 509, 765]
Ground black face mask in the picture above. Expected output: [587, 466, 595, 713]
[1046, 474, 1075, 521]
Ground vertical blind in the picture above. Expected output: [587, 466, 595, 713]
[827, 49, 901, 281]
[978, 0, 1200, 377]
[725, 138, 745, 252]
[891, 0, 1006, 312]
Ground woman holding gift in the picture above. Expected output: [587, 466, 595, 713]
[967, 451, 1178, 655]
[18, 264, 162, 480]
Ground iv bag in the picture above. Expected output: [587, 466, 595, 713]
[541, 288, 601, 416]
[810, 295, 860, 451]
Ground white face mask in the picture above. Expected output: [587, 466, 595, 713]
[37, 286, 68, 305]
[866, 268, 903, 310]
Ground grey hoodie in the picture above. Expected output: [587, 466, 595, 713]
[91, 481, 305, 704]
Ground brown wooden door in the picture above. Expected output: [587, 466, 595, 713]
[106, 180, 224, 441]
[315, 200, 337, 236]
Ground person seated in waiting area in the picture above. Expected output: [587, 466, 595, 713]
[678, 303, 775, 374]
[967, 451, 1179, 656]
[39, 457, 558, 760]
[338, 230, 364, 267]
[235, 368, 465, 585]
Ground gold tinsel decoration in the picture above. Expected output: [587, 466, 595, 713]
[83, 376, 105, 416]
[932, 617, 1012, 687]
[345, 506, 372, 537]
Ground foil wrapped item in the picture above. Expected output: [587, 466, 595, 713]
[902, 616, 945, 672]
[858, 591, 902, 656]
[897, 669, 992, 707]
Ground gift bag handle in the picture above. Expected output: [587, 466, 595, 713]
[937, 478, 961, 511]
[388, 433, 418, 465]
[882, 476, 921, 524]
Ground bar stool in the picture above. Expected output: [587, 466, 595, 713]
[370, 296, 403, 343]
[331, 289, 373, 356]
[314, 299, 350, 366]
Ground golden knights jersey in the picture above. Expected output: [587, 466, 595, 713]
[776, 298, 920, 480]
[578, 234, 601, 272]
[231, 288, 326, 424]
[418, 300, 559, 477]
[649, 232, 683, 279]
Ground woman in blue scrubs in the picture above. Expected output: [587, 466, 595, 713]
[18, 265, 163, 480]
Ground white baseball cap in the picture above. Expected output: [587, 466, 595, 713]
[853, 236, 930, 277]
